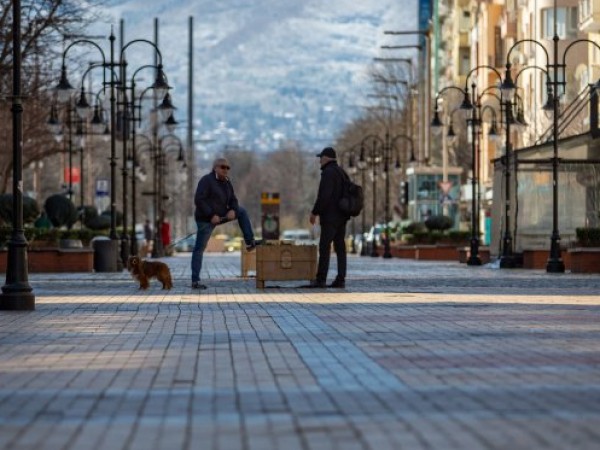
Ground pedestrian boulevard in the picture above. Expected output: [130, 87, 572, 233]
[1, 253, 599, 450]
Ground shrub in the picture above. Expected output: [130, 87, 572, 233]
[86, 214, 111, 231]
[424, 215, 454, 232]
[446, 230, 472, 244]
[59, 228, 104, 246]
[44, 194, 77, 229]
[101, 209, 123, 227]
[576, 227, 600, 247]
[80, 206, 99, 227]
[402, 221, 427, 235]
[0, 193, 40, 225]
[407, 230, 443, 245]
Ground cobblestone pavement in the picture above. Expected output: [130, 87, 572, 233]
[1, 253, 599, 450]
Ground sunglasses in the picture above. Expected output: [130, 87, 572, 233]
[219, 165, 231, 170]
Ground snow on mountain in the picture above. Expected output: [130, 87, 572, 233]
[96, 0, 418, 152]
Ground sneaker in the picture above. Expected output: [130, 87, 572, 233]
[328, 277, 345, 288]
[192, 282, 207, 290]
[300, 280, 326, 288]
[246, 240, 261, 252]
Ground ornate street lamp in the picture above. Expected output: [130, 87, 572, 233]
[359, 132, 413, 258]
[125, 65, 172, 256]
[55, 33, 121, 271]
[359, 136, 384, 257]
[0, 0, 35, 310]
[118, 38, 170, 265]
[498, 66, 552, 268]
[432, 73, 502, 266]
[383, 132, 413, 258]
[502, 0, 600, 272]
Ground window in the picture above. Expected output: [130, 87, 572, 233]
[459, 48, 470, 76]
[494, 27, 503, 68]
[459, 9, 471, 32]
[542, 7, 578, 39]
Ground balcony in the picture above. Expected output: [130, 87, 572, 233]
[580, 0, 600, 32]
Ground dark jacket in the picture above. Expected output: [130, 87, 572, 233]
[194, 171, 240, 222]
[311, 160, 349, 224]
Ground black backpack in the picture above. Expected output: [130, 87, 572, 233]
[337, 167, 364, 217]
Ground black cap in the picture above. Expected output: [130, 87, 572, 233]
[316, 147, 337, 159]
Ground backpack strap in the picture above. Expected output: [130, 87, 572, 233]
[335, 165, 350, 184]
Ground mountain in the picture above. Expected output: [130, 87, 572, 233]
[97, 0, 418, 153]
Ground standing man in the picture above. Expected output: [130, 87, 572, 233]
[304, 147, 349, 288]
[191, 157, 257, 289]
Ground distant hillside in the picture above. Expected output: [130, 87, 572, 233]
[97, 0, 417, 152]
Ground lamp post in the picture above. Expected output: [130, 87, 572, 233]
[155, 133, 185, 255]
[432, 70, 502, 266]
[498, 65, 552, 268]
[48, 89, 109, 225]
[498, 0, 596, 272]
[120, 64, 170, 257]
[358, 136, 383, 257]
[134, 132, 182, 258]
[117, 39, 170, 266]
[57, 32, 170, 269]
[55, 33, 121, 270]
[0, 0, 35, 310]
[359, 133, 413, 258]
[49, 89, 82, 202]
[382, 132, 414, 258]
[383, 30, 430, 163]
[352, 146, 369, 256]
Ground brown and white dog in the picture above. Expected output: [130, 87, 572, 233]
[127, 255, 173, 290]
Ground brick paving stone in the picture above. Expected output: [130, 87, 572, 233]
[1, 253, 600, 449]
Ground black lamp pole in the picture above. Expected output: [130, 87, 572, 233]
[118, 31, 168, 264]
[466, 86, 481, 266]
[67, 104, 74, 200]
[0, 0, 35, 310]
[383, 132, 392, 258]
[499, 95, 516, 268]
[460, 67, 503, 264]
[433, 84, 483, 266]
[360, 166, 367, 256]
[382, 133, 413, 259]
[547, 1, 565, 272]
[360, 136, 383, 257]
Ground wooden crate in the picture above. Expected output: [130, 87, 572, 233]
[256, 243, 317, 288]
[241, 245, 256, 278]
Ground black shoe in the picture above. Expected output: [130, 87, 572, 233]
[246, 240, 261, 252]
[192, 282, 207, 290]
[329, 278, 345, 288]
[300, 280, 326, 288]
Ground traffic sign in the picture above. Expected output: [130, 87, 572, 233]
[95, 178, 109, 197]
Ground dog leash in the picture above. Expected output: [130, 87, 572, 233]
[167, 217, 230, 248]
[167, 232, 195, 248]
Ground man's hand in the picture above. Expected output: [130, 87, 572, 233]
[309, 213, 317, 225]
[210, 215, 221, 225]
[226, 210, 236, 221]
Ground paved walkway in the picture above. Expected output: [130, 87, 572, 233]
[1, 253, 600, 450]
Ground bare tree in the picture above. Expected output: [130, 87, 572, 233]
[0, 0, 108, 193]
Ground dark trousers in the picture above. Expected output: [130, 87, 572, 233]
[316, 221, 347, 283]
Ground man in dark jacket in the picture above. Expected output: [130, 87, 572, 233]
[191, 157, 257, 289]
[305, 147, 349, 288]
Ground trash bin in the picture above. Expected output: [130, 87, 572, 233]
[93, 238, 119, 272]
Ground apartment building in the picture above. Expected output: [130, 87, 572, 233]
[434, 0, 600, 256]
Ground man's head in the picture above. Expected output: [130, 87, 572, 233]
[213, 157, 231, 179]
[316, 147, 336, 166]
